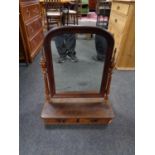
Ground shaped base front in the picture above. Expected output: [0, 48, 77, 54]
[41, 101, 115, 125]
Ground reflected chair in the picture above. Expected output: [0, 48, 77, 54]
[96, 0, 111, 29]
[45, 0, 63, 30]
[63, 0, 80, 25]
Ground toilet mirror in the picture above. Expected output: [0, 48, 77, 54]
[42, 26, 114, 103]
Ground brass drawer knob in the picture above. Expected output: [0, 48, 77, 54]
[76, 118, 80, 123]
[58, 119, 66, 123]
[91, 119, 98, 123]
[114, 19, 118, 23]
[117, 6, 120, 10]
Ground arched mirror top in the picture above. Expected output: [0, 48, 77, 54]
[44, 26, 114, 51]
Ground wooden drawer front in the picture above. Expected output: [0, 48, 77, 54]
[29, 31, 43, 52]
[46, 118, 77, 124]
[21, 4, 40, 22]
[80, 118, 107, 124]
[108, 23, 114, 35]
[114, 33, 121, 50]
[108, 22, 118, 36]
[108, 27, 122, 49]
[108, 26, 121, 56]
[45, 118, 110, 124]
[113, 33, 122, 59]
[26, 18, 42, 39]
[109, 12, 127, 34]
[111, 2, 129, 15]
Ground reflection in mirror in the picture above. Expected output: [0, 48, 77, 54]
[50, 33, 108, 93]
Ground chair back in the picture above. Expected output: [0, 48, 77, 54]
[44, 0, 63, 29]
[68, 0, 80, 25]
[45, 0, 61, 12]
[96, 0, 111, 16]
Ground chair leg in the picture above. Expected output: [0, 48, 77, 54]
[47, 19, 49, 30]
[67, 13, 69, 25]
[74, 16, 75, 25]
[76, 16, 78, 25]
[68, 14, 71, 25]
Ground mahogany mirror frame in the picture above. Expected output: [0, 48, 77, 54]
[40, 26, 115, 125]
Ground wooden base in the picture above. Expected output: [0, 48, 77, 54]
[41, 101, 114, 125]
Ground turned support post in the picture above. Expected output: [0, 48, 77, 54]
[104, 48, 116, 101]
[40, 56, 51, 102]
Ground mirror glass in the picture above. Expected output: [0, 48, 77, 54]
[50, 32, 108, 93]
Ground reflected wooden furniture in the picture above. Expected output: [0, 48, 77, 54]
[45, 0, 63, 30]
[40, 0, 79, 29]
[63, 0, 79, 25]
[108, 0, 135, 69]
[96, 0, 111, 29]
[40, 26, 115, 125]
[19, 0, 44, 63]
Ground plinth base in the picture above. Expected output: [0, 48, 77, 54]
[41, 101, 114, 125]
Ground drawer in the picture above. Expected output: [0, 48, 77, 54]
[20, 4, 40, 22]
[29, 31, 44, 53]
[108, 26, 122, 55]
[26, 18, 42, 39]
[114, 33, 122, 49]
[46, 118, 78, 124]
[109, 12, 127, 34]
[111, 2, 129, 15]
[113, 33, 122, 59]
[108, 21, 117, 35]
[45, 118, 109, 124]
[80, 118, 107, 124]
